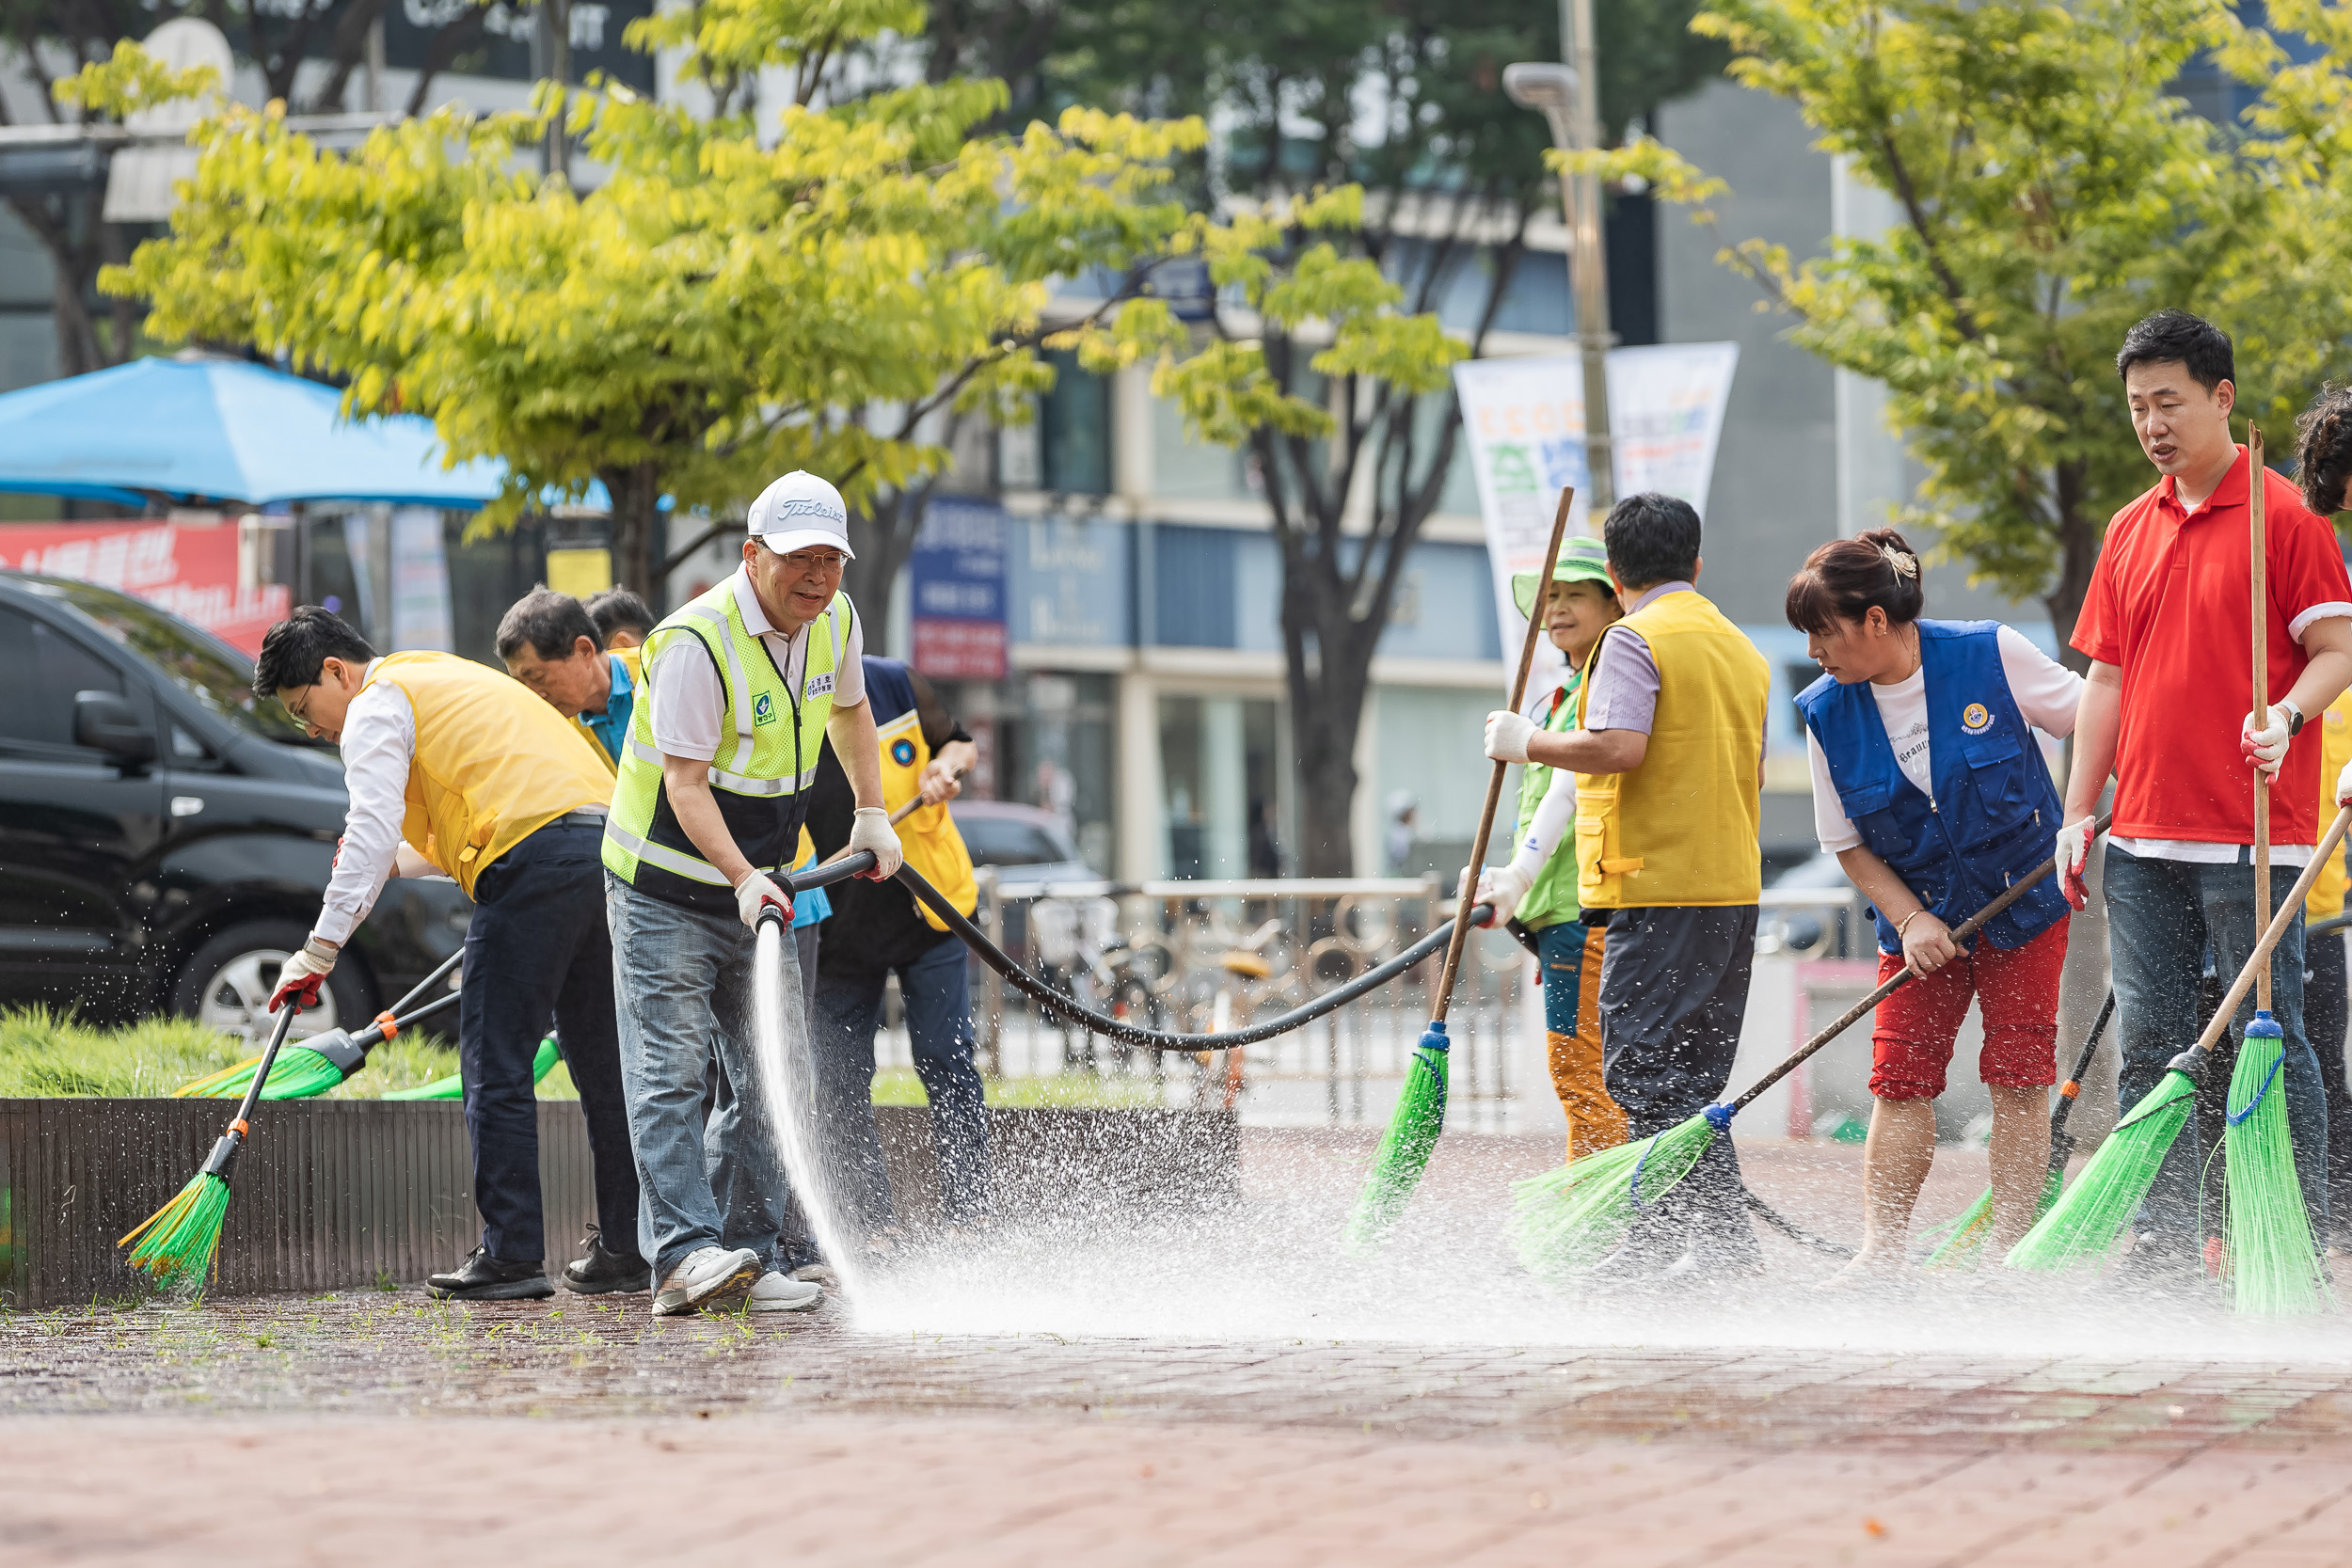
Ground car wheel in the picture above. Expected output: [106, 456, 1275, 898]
[168, 920, 376, 1049]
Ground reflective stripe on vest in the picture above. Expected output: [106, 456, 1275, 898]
[602, 577, 849, 913]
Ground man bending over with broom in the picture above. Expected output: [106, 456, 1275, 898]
[256, 607, 644, 1301]
[2058, 310, 2352, 1289]
[1486, 494, 1771, 1289]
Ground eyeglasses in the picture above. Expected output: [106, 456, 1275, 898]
[776, 548, 849, 574]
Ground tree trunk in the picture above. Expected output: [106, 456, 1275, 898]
[2042, 462, 2098, 673]
[603, 463, 664, 610]
[843, 485, 931, 644]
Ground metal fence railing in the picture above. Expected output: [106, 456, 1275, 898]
[862, 870, 1533, 1130]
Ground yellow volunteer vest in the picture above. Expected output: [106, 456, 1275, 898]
[360, 651, 614, 896]
[572, 643, 644, 776]
[2309, 690, 2352, 921]
[1573, 587, 1768, 909]
[877, 704, 977, 929]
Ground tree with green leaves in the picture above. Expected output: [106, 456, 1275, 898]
[77, 0, 1216, 603]
[1587, 0, 2336, 655]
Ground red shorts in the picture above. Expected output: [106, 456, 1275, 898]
[1869, 916, 2069, 1101]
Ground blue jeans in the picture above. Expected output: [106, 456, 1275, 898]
[459, 817, 639, 1264]
[812, 936, 992, 1228]
[2104, 845, 2329, 1243]
[606, 872, 803, 1280]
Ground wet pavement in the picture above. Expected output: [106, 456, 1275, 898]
[7, 1131, 2352, 1565]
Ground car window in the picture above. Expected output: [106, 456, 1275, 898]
[0, 607, 124, 751]
[958, 816, 1073, 867]
[27, 579, 311, 746]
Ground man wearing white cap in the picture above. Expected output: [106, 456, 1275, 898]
[602, 471, 904, 1318]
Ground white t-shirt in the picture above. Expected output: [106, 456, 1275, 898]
[647, 568, 866, 763]
[1807, 625, 2083, 854]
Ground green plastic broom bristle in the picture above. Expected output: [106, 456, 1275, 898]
[119, 1171, 232, 1288]
[2224, 1018, 2329, 1316]
[1921, 1167, 2065, 1272]
[1343, 1033, 1449, 1251]
[176, 1045, 349, 1101]
[2005, 1069, 2198, 1272]
[1507, 1112, 1720, 1279]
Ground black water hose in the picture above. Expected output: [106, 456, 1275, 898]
[787, 851, 1490, 1053]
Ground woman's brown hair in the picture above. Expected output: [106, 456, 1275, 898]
[1784, 528, 1926, 635]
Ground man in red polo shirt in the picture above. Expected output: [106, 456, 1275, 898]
[2058, 309, 2352, 1284]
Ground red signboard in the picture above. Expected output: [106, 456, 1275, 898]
[911, 615, 1007, 680]
[0, 521, 288, 655]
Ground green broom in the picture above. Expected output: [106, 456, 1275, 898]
[2005, 801, 2352, 1273]
[1918, 992, 2115, 1271]
[120, 1001, 302, 1289]
[2221, 433, 2329, 1315]
[173, 949, 464, 1100]
[384, 1033, 563, 1101]
[1509, 826, 2100, 1278]
[1344, 486, 1576, 1252]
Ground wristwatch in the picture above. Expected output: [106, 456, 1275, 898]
[2280, 699, 2306, 737]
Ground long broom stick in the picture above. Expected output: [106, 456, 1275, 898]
[2225, 424, 2329, 1314]
[1509, 817, 2107, 1278]
[1344, 485, 1577, 1250]
[121, 999, 303, 1290]
[172, 948, 464, 1100]
[2009, 799, 2352, 1271]
[1918, 992, 2115, 1270]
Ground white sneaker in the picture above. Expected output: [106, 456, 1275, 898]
[652, 1245, 760, 1317]
[747, 1270, 823, 1313]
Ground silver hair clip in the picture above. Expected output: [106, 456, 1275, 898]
[1880, 544, 1918, 579]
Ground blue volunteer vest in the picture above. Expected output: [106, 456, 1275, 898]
[1795, 620, 2067, 956]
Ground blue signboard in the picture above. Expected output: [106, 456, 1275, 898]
[910, 499, 1009, 678]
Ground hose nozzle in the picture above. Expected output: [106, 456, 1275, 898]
[755, 896, 790, 931]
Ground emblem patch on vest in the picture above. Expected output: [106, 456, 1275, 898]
[1962, 702, 1992, 734]
[891, 738, 917, 767]
[754, 693, 776, 726]
[806, 673, 834, 699]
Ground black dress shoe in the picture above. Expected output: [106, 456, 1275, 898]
[427, 1247, 555, 1301]
[562, 1235, 651, 1294]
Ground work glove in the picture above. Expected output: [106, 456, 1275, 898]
[733, 869, 792, 930]
[1473, 863, 1534, 927]
[2056, 816, 2097, 911]
[2336, 754, 2352, 805]
[1485, 709, 1536, 764]
[850, 806, 904, 879]
[270, 939, 337, 1013]
[918, 759, 967, 806]
[2241, 704, 2300, 778]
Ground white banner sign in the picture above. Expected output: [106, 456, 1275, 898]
[1454, 342, 1740, 697]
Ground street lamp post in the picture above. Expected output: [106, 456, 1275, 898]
[1505, 37, 1614, 517]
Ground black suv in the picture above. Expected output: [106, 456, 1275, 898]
[0, 571, 469, 1044]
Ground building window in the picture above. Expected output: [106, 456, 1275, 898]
[1038, 349, 1112, 497]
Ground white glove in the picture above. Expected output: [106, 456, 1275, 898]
[2057, 816, 2096, 911]
[2336, 754, 2352, 805]
[270, 940, 337, 1012]
[850, 806, 904, 879]
[1485, 709, 1536, 764]
[2241, 705, 2298, 777]
[1474, 863, 1534, 927]
[733, 869, 791, 930]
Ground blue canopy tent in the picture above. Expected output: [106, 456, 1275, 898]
[0, 355, 505, 508]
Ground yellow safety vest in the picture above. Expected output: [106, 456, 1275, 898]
[2309, 689, 2352, 921]
[602, 575, 850, 914]
[359, 651, 614, 897]
[1573, 587, 1768, 909]
[877, 701, 977, 929]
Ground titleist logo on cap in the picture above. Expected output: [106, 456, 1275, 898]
[767, 497, 845, 525]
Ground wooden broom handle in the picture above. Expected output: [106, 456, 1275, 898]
[1432, 486, 1578, 1022]
[2251, 424, 2272, 1010]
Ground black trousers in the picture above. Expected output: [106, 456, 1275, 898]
[2308, 929, 2352, 1242]
[1598, 903, 1761, 1271]
[459, 817, 640, 1264]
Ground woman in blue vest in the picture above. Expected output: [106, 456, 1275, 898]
[1787, 530, 2084, 1279]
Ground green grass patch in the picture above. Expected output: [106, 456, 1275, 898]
[0, 1006, 474, 1099]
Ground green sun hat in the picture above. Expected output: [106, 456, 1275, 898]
[1511, 536, 1616, 616]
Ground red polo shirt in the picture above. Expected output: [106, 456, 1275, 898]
[2073, 446, 2352, 847]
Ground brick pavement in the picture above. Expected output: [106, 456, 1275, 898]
[5, 1130, 2352, 1565]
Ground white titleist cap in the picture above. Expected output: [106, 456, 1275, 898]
[746, 470, 855, 558]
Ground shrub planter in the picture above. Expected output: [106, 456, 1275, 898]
[0, 1099, 1235, 1308]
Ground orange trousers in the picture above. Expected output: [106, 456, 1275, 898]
[1539, 917, 1628, 1163]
